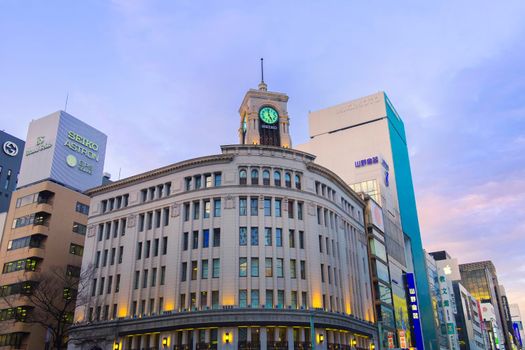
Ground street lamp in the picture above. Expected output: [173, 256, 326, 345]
[319, 334, 324, 343]
[225, 332, 231, 344]
[351, 339, 357, 347]
[162, 337, 168, 348]
[114, 343, 119, 350]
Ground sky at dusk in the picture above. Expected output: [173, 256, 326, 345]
[1, 1, 525, 313]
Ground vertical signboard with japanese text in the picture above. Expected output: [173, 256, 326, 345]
[406, 272, 425, 350]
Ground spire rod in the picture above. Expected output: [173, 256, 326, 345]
[260, 58, 264, 83]
[258, 58, 268, 91]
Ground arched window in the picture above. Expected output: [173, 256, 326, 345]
[274, 171, 281, 186]
[285, 172, 292, 188]
[239, 169, 247, 185]
[251, 169, 259, 185]
[263, 170, 270, 186]
[295, 174, 301, 190]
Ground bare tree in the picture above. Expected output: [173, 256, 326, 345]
[2, 264, 94, 350]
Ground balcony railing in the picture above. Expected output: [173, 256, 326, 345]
[294, 341, 312, 349]
[238, 341, 260, 350]
[197, 342, 217, 349]
[267, 341, 288, 349]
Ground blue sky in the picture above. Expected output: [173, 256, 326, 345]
[1, 1, 525, 313]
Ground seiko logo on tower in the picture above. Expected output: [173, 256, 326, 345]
[2, 141, 19, 157]
[64, 130, 100, 175]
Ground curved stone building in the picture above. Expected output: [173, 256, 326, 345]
[70, 82, 378, 350]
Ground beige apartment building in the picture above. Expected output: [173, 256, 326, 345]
[0, 180, 90, 349]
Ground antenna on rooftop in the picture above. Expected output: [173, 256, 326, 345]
[258, 58, 268, 91]
[64, 93, 69, 112]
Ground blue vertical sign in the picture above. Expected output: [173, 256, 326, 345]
[406, 273, 425, 350]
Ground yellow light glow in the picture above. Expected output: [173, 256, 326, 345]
[223, 331, 232, 344]
[164, 300, 174, 311]
[345, 302, 351, 314]
[118, 307, 127, 318]
[318, 333, 324, 343]
[312, 292, 322, 308]
[162, 336, 169, 347]
[222, 294, 235, 306]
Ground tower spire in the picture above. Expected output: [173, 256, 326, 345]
[258, 58, 267, 91]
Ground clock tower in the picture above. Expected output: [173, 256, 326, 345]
[238, 60, 292, 148]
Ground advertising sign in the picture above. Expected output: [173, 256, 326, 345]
[406, 273, 425, 350]
[368, 199, 385, 232]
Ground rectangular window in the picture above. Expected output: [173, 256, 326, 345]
[139, 214, 145, 232]
[204, 200, 211, 218]
[185, 177, 192, 191]
[213, 228, 221, 247]
[118, 246, 124, 264]
[160, 266, 165, 285]
[214, 172, 222, 187]
[265, 289, 273, 308]
[239, 257, 247, 277]
[299, 231, 305, 249]
[204, 174, 212, 188]
[193, 201, 200, 220]
[239, 227, 247, 246]
[69, 243, 84, 256]
[155, 210, 161, 228]
[288, 200, 294, 219]
[183, 232, 189, 250]
[251, 290, 259, 308]
[120, 218, 126, 235]
[275, 228, 282, 247]
[319, 235, 323, 253]
[250, 197, 258, 216]
[154, 238, 159, 257]
[112, 220, 119, 238]
[183, 203, 190, 221]
[290, 259, 297, 279]
[72, 222, 87, 235]
[202, 229, 210, 248]
[180, 294, 186, 309]
[192, 231, 199, 249]
[142, 270, 148, 288]
[75, 201, 90, 215]
[134, 271, 140, 289]
[300, 260, 306, 279]
[212, 259, 220, 278]
[147, 211, 153, 230]
[264, 227, 272, 246]
[137, 242, 142, 260]
[321, 264, 325, 283]
[251, 227, 259, 246]
[213, 198, 221, 217]
[202, 260, 208, 279]
[163, 207, 170, 226]
[94, 251, 100, 267]
[102, 249, 108, 266]
[239, 289, 247, 308]
[291, 291, 298, 309]
[151, 268, 157, 286]
[265, 258, 273, 277]
[110, 247, 116, 265]
[276, 258, 284, 277]
[239, 197, 247, 216]
[251, 258, 259, 277]
[181, 262, 187, 281]
[275, 199, 282, 217]
[212, 291, 219, 309]
[145, 240, 151, 258]
[277, 290, 284, 308]
[191, 261, 198, 280]
[91, 279, 97, 296]
[115, 274, 120, 293]
[297, 202, 303, 220]
[264, 198, 271, 216]
[194, 175, 202, 189]
[289, 230, 295, 248]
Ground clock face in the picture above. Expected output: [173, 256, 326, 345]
[242, 115, 247, 132]
[259, 107, 279, 124]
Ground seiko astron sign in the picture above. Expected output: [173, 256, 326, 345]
[18, 111, 107, 192]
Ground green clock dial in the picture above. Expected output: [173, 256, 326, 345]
[242, 115, 247, 132]
[259, 107, 279, 124]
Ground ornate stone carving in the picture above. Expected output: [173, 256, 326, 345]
[171, 203, 180, 217]
[127, 214, 136, 228]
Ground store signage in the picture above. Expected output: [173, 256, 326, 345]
[406, 273, 425, 350]
[2, 141, 19, 157]
[25, 136, 52, 156]
[261, 124, 278, 130]
[399, 331, 407, 349]
[63, 130, 99, 175]
[513, 322, 522, 347]
[355, 156, 379, 168]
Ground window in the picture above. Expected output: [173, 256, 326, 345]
[274, 171, 281, 186]
[299, 231, 305, 249]
[291, 291, 298, 309]
[251, 258, 259, 277]
[289, 230, 295, 248]
[265, 258, 273, 277]
[139, 214, 145, 231]
[250, 197, 258, 216]
[251, 169, 259, 185]
[192, 231, 199, 249]
[212, 259, 220, 278]
[213, 198, 221, 217]
[183, 232, 189, 250]
[202, 260, 208, 279]
[75, 202, 89, 215]
[193, 202, 200, 220]
[115, 274, 120, 292]
[277, 290, 284, 308]
[142, 270, 148, 288]
[194, 175, 202, 189]
[204, 174, 212, 188]
[214, 172, 222, 186]
[72, 222, 87, 235]
[239, 169, 247, 185]
[181, 263, 187, 281]
[321, 264, 325, 282]
[319, 235, 323, 253]
[202, 229, 210, 248]
[150, 268, 157, 287]
[284, 169, 297, 187]
[110, 248, 116, 265]
[160, 267, 165, 285]
[212, 291, 219, 309]
[275, 199, 282, 217]
[264, 198, 271, 216]
[266, 289, 273, 308]
[191, 261, 198, 280]
[69, 243, 84, 256]
[251, 290, 259, 308]
[147, 211, 153, 230]
[183, 203, 190, 221]
[185, 177, 192, 191]
[275, 228, 282, 247]
[239, 258, 247, 277]
[118, 246, 124, 264]
[153, 239, 159, 257]
[297, 202, 303, 220]
[239, 290, 247, 307]
[288, 200, 294, 218]
[239, 197, 247, 216]
[137, 242, 143, 260]
[163, 207, 169, 226]
[239, 227, 247, 246]
[276, 258, 284, 277]
[290, 259, 297, 279]
[134, 271, 140, 289]
[203, 200, 211, 218]
[262, 170, 270, 185]
[162, 237, 168, 255]
[300, 260, 306, 279]
[145, 240, 151, 258]
[155, 210, 161, 228]
[264, 228, 272, 246]
[213, 228, 221, 247]
[95, 251, 100, 267]
[250, 227, 258, 246]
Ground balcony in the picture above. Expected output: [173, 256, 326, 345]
[197, 342, 218, 350]
[238, 341, 260, 350]
[267, 341, 288, 349]
[33, 211, 51, 227]
[294, 342, 312, 349]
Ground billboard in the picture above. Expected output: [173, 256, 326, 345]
[18, 111, 107, 192]
[406, 272, 425, 350]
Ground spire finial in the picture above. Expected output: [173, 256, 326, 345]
[258, 57, 267, 91]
